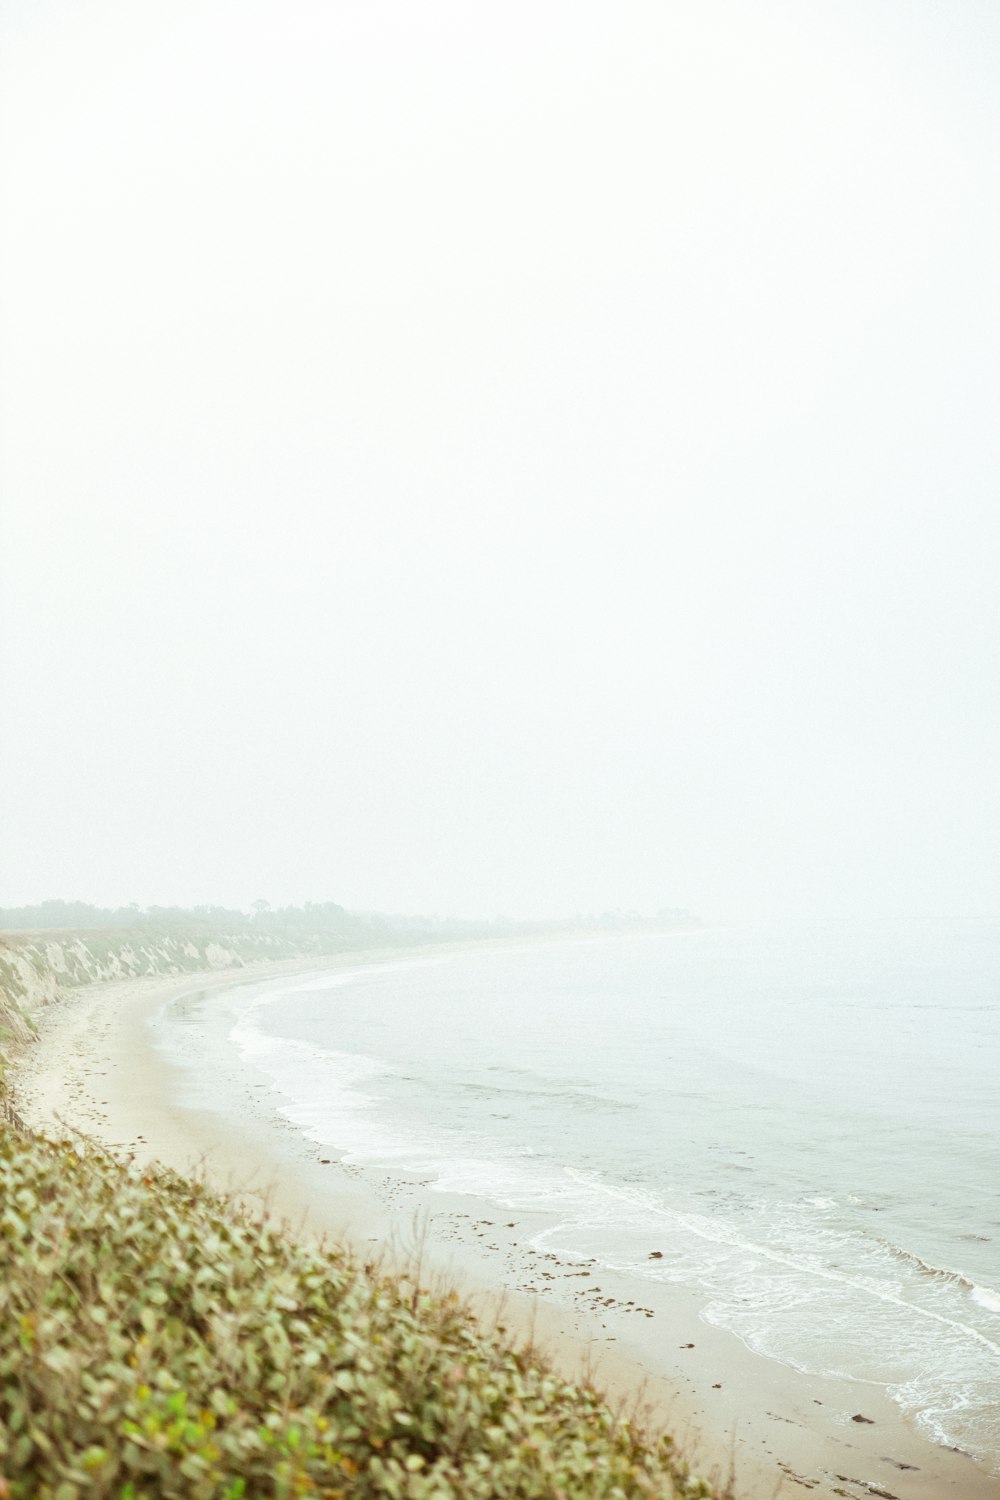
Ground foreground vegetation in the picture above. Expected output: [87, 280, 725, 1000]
[0, 1125, 718, 1499]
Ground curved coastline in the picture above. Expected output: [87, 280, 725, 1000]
[11, 952, 1000, 1500]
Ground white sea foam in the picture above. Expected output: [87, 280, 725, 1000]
[188, 922, 1000, 1475]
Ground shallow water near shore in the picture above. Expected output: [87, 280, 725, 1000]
[158, 920, 1000, 1475]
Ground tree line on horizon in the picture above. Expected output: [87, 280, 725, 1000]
[0, 898, 696, 938]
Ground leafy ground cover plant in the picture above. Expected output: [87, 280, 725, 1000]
[0, 1126, 720, 1499]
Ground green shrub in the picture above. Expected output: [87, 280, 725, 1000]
[0, 1128, 716, 1499]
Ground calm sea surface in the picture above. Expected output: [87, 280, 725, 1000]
[195, 921, 1000, 1469]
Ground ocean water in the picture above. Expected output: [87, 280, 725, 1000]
[181, 921, 1000, 1470]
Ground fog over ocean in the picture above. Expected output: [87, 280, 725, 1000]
[4, 3, 1000, 931]
[163, 923, 1000, 1473]
[5, 5, 1000, 1493]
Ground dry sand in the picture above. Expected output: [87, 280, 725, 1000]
[11, 955, 1000, 1500]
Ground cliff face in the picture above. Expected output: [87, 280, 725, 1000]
[0, 927, 350, 1084]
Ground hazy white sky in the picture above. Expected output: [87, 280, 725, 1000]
[2, 0, 998, 923]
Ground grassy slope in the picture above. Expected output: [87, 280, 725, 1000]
[0, 1126, 719, 1500]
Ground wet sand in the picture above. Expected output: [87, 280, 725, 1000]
[11, 955, 1000, 1500]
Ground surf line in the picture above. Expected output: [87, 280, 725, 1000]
[529, 1172, 1000, 1361]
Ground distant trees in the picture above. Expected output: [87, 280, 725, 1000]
[0, 899, 698, 941]
[0, 899, 145, 931]
[0, 898, 368, 940]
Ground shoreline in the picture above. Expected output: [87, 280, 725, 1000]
[10, 951, 1000, 1500]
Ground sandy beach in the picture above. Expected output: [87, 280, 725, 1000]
[11, 954, 1000, 1500]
